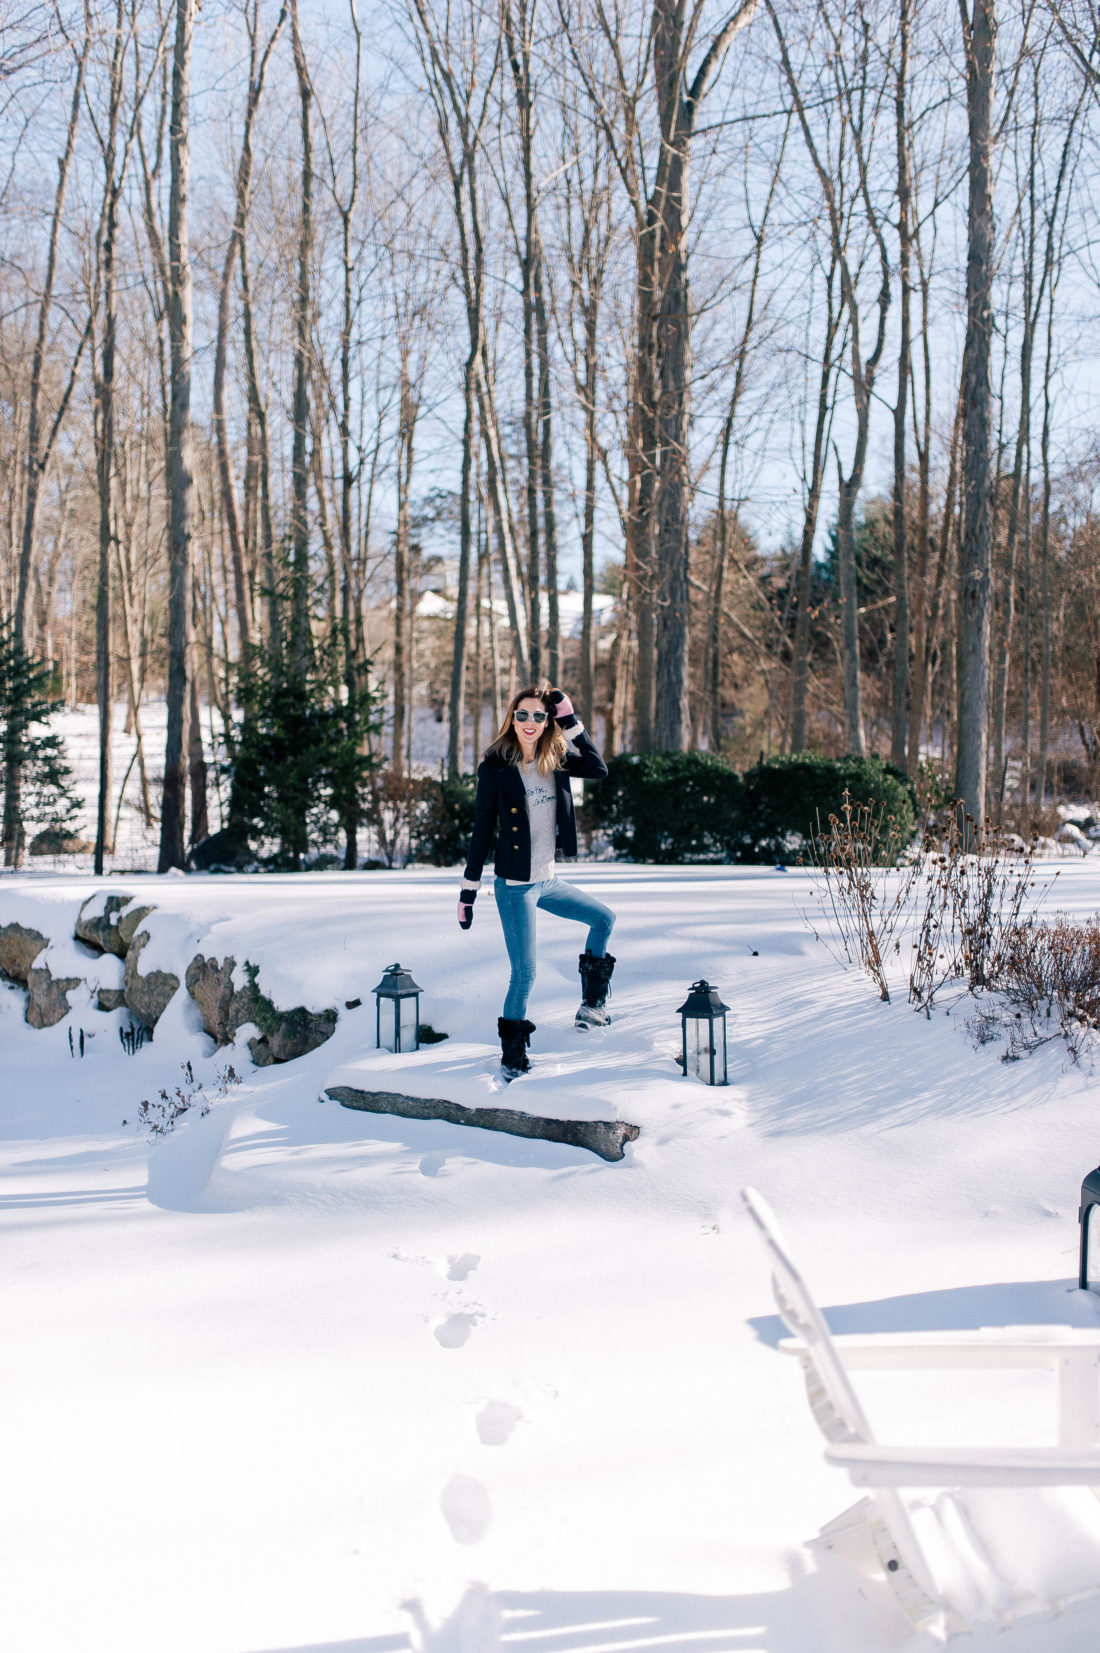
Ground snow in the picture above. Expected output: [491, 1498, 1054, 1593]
[4, 861, 1100, 1651]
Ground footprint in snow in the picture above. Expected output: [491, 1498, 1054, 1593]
[434, 1311, 480, 1348]
[439, 1474, 493, 1545]
[475, 1399, 522, 1446]
[446, 1251, 480, 1281]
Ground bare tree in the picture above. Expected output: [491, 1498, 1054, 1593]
[789, 253, 841, 753]
[410, 0, 528, 780]
[158, 0, 196, 870]
[890, 0, 913, 769]
[769, 0, 893, 758]
[212, 0, 288, 663]
[2, 0, 91, 865]
[955, 0, 997, 828]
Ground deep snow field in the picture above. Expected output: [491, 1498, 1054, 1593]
[5, 861, 1100, 1653]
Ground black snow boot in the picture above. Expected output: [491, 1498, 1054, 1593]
[498, 1016, 535, 1081]
[575, 951, 616, 1030]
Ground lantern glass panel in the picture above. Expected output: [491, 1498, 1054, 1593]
[399, 994, 419, 1052]
[711, 1015, 727, 1084]
[1088, 1205, 1100, 1293]
[378, 997, 399, 1052]
[684, 1015, 711, 1083]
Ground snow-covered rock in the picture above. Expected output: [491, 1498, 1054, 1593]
[123, 928, 180, 1029]
[0, 919, 47, 982]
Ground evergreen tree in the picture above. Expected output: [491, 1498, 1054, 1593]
[0, 622, 81, 864]
[224, 638, 383, 870]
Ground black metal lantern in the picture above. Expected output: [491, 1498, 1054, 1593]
[1079, 1167, 1100, 1291]
[676, 978, 729, 1086]
[372, 962, 422, 1053]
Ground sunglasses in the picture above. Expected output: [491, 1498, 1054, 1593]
[514, 708, 549, 724]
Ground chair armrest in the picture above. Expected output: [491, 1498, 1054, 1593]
[825, 1441, 1100, 1488]
[779, 1329, 1100, 1370]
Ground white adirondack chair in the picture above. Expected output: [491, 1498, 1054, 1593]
[742, 1185, 1100, 1640]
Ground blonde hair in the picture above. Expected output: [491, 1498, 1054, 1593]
[485, 683, 567, 774]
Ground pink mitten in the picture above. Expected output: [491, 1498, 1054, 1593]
[457, 888, 478, 930]
[548, 689, 578, 729]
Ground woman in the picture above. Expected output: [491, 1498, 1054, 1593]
[457, 684, 616, 1081]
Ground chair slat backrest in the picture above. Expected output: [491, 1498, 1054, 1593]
[742, 1186, 873, 1446]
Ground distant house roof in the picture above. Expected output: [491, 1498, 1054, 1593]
[415, 589, 617, 634]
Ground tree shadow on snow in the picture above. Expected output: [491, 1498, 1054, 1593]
[242, 1640, 410, 1653]
[748, 1276, 1100, 1348]
[143, 1092, 605, 1214]
[244, 1575, 841, 1653]
[249, 1091, 607, 1174]
[738, 977, 1082, 1136]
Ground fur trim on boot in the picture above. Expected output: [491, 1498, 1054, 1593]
[498, 1015, 535, 1080]
[575, 951, 616, 1029]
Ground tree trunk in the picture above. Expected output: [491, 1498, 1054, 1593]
[288, 0, 314, 675]
[955, 0, 997, 832]
[159, 0, 196, 870]
[188, 638, 209, 844]
[535, 264, 560, 683]
[477, 353, 529, 678]
[653, 199, 691, 752]
[503, 0, 542, 683]
[393, 363, 417, 776]
[907, 234, 935, 771]
[890, 0, 912, 770]
[789, 258, 839, 753]
[448, 347, 477, 779]
[1037, 278, 1054, 807]
[3, 6, 90, 864]
[239, 235, 279, 654]
[835, 469, 865, 755]
[579, 291, 599, 719]
[211, 1, 287, 663]
[93, 2, 130, 877]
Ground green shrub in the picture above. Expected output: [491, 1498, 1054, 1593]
[586, 749, 917, 865]
[587, 751, 747, 863]
[410, 774, 478, 866]
[742, 753, 918, 864]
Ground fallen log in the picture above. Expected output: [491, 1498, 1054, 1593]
[325, 1085, 640, 1163]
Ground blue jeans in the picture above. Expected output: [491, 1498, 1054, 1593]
[494, 876, 615, 1021]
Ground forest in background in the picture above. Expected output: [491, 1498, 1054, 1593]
[4, 0, 1100, 871]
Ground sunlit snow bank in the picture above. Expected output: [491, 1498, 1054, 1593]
[4, 863, 1100, 1651]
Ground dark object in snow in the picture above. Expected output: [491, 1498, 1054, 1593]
[677, 978, 730, 1087]
[498, 1015, 534, 1080]
[417, 1023, 448, 1044]
[1079, 1167, 1100, 1291]
[119, 1022, 147, 1055]
[327, 1084, 639, 1163]
[373, 962, 422, 1053]
[576, 950, 615, 1029]
[345, 997, 362, 1010]
[68, 1027, 87, 1058]
[774, 864, 788, 873]
[187, 826, 253, 872]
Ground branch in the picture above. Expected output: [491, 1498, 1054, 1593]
[688, 0, 759, 110]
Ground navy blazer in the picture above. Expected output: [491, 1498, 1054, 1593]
[462, 727, 608, 885]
